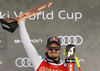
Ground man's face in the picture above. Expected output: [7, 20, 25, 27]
[45, 42, 62, 60]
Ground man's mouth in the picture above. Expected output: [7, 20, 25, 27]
[51, 52, 57, 55]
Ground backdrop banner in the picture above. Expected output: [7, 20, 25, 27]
[0, 0, 100, 71]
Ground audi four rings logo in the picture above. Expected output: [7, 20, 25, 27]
[58, 35, 83, 45]
[15, 57, 33, 67]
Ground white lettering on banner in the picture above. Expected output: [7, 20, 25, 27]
[78, 59, 84, 63]
[0, 61, 2, 65]
[0, 40, 1, 43]
[58, 10, 82, 21]
[0, 12, 6, 19]
[14, 39, 43, 43]
[14, 11, 23, 18]
[31, 39, 43, 43]
[39, 66, 61, 71]
[0, 10, 82, 21]
[0, 11, 54, 20]
[29, 11, 54, 20]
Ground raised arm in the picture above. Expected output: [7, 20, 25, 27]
[19, 20, 42, 70]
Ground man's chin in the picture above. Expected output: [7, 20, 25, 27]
[49, 56, 57, 60]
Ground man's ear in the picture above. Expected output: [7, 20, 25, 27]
[45, 47, 48, 52]
[59, 47, 62, 52]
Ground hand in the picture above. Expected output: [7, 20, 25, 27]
[17, 12, 24, 19]
[16, 12, 26, 24]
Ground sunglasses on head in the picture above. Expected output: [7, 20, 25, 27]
[47, 47, 60, 51]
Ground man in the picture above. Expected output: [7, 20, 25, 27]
[19, 15, 66, 71]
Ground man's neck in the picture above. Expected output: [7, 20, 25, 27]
[53, 57, 59, 61]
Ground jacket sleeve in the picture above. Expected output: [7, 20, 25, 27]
[19, 20, 43, 70]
